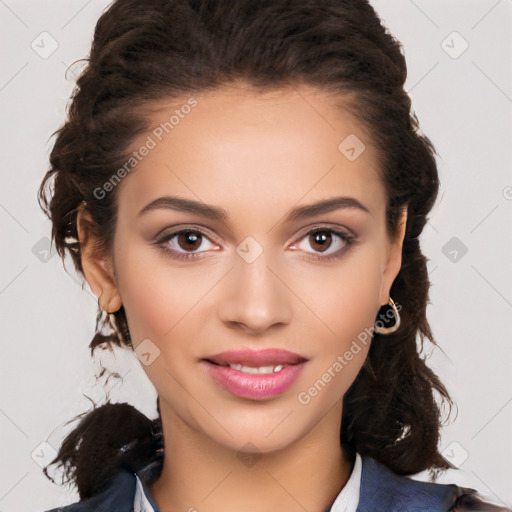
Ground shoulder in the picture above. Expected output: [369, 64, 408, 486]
[357, 455, 510, 512]
[40, 457, 510, 512]
[40, 470, 137, 512]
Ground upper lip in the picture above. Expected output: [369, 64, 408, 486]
[203, 348, 308, 367]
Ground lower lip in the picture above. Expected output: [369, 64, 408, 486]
[200, 360, 306, 400]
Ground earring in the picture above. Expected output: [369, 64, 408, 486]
[374, 297, 401, 335]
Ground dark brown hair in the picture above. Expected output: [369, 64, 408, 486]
[38, 0, 453, 500]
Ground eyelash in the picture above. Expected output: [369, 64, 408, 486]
[153, 225, 357, 262]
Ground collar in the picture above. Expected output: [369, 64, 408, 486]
[134, 454, 460, 512]
[52, 454, 462, 512]
[355, 456, 461, 511]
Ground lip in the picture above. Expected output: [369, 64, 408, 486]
[200, 348, 308, 400]
[204, 348, 308, 367]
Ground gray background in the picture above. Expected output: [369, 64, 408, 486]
[0, 0, 511, 510]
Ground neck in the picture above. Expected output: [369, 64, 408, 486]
[149, 401, 354, 512]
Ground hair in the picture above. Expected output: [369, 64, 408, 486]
[38, 0, 454, 501]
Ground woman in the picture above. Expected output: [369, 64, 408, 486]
[37, 0, 509, 511]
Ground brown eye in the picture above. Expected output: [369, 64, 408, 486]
[290, 227, 356, 261]
[154, 228, 217, 260]
[176, 231, 202, 252]
[309, 231, 333, 253]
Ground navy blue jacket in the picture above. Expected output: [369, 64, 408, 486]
[43, 455, 508, 512]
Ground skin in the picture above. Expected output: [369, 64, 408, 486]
[77, 84, 407, 512]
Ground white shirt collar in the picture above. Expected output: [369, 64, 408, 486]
[330, 452, 362, 512]
[134, 452, 362, 512]
[134, 473, 156, 512]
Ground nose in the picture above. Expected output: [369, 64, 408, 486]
[217, 248, 293, 335]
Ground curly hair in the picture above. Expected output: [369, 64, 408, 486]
[38, 0, 453, 500]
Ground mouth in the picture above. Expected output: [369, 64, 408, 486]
[200, 348, 308, 400]
[202, 348, 308, 373]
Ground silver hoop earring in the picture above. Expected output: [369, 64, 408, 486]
[374, 297, 401, 335]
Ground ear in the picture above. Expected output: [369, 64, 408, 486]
[378, 207, 408, 306]
[76, 207, 122, 313]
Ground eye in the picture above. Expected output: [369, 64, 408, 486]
[154, 228, 218, 260]
[153, 225, 356, 262]
[289, 227, 356, 261]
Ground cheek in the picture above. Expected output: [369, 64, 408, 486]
[113, 236, 201, 344]
[116, 230, 384, 347]
[113, 241, 208, 397]
[292, 249, 383, 390]
[298, 250, 384, 340]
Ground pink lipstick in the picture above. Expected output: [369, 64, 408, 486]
[200, 348, 308, 400]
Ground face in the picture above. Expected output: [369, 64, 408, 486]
[79, 84, 406, 455]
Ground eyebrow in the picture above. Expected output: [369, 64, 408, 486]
[137, 195, 371, 222]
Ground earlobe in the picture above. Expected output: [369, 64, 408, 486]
[76, 207, 122, 313]
[378, 208, 408, 306]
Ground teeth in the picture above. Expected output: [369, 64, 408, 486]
[228, 363, 285, 374]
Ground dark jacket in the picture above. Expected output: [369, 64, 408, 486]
[43, 455, 509, 512]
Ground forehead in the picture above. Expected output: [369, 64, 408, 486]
[116, 84, 385, 221]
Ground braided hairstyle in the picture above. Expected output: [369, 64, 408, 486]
[38, 0, 453, 500]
